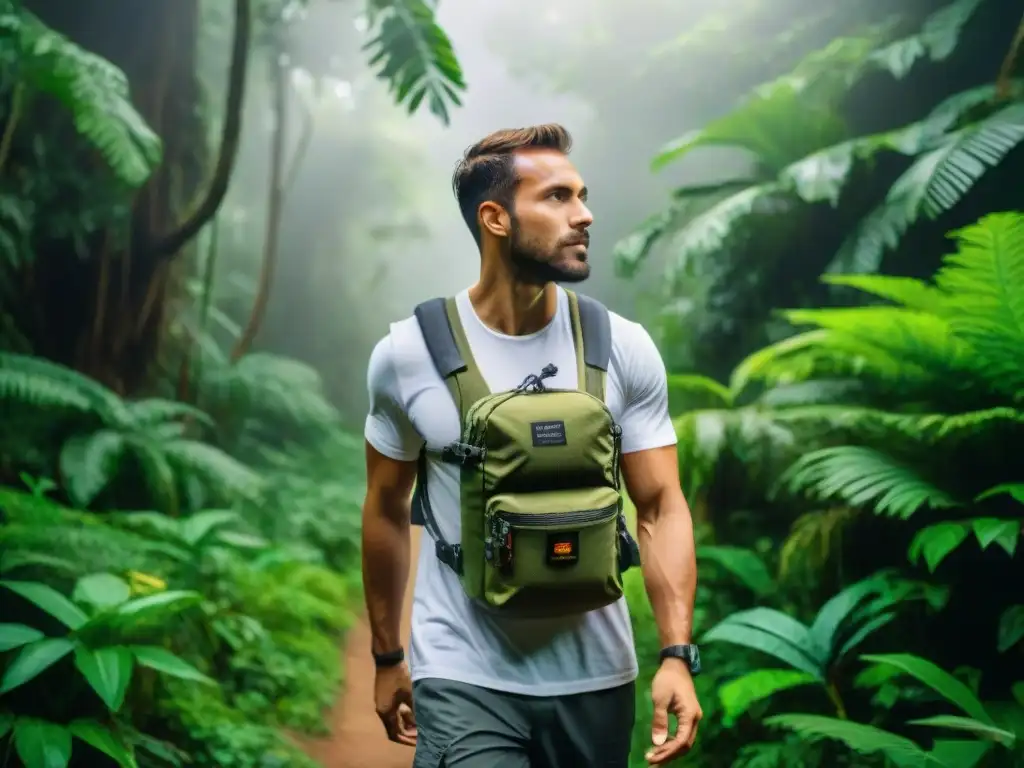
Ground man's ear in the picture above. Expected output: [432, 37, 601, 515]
[479, 202, 510, 239]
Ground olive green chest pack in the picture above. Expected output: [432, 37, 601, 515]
[411, 291, 640, 620]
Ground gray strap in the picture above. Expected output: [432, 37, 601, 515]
[576, 294, 611, 371]
[414, 298, 465, 378]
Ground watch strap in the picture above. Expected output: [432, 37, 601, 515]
[659, 644, 701, 675]
[372, 647, 405, 668]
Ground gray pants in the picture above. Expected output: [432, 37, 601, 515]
[412, 678, 635, 767]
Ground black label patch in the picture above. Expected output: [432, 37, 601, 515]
[546, 531, 579, 567]
[531, 420, 567, 446]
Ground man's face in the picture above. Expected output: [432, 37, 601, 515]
[505, 149, 593, 284]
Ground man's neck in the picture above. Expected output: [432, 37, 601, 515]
[468, 274, 558, 336]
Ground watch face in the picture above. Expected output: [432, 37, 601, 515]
[689, 645, 701, 675]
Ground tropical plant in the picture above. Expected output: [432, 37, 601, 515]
[768, 653, 1020, 767]
[703, 573, 944, 722]
[0, 572, 212, 767]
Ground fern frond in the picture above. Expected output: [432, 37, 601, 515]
[822, 274, 949, 312]
[58, 430, 126, 507]
[783, 306, 981, 389]
[125, 399, 214, 429]
[162, 439, 263, 502]
[0, 352, 126, 420]
[9, 8, 162, 185]
[777, 446, 958, 519]
[202, 353, 340, 436]
[936, 212, 1024, 396]
[362, 0, 466, 125]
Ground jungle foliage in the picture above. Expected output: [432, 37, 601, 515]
[621, 1, 1024, 765]
[0, 1, 464, 766]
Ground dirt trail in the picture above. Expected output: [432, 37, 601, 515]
[301, 529, 420, 768]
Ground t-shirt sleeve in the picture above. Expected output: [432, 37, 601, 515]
[364, 334, 424, 461]
[617, 321, 678, 455]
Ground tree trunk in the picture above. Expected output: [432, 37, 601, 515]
[22, 0, 249, 395]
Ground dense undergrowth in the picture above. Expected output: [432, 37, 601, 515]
[626, 209, 1024, 768]
[0, 352, 365, 767]
[617, 2, 1024, 763]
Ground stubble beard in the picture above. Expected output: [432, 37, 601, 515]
[508, 219, 590, 286]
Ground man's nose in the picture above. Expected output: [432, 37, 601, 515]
[572, 201, 593, 228]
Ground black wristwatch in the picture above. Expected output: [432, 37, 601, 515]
[659, 644, 701, 676]
[372, 647, 405, 668]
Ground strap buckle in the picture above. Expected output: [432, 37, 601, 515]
[436, 540, 463, 574]
[441, 441, 483, 465]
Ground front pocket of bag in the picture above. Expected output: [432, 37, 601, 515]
[481, 487, 622, 613]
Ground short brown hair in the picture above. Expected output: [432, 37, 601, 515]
[452, 124, 573, 245]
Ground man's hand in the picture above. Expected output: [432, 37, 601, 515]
[374, 662, 417, 747]
[645, 659, 702, 764]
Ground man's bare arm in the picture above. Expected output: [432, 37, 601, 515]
[622, 444, 697, 647]
[362, 441, 418, 655]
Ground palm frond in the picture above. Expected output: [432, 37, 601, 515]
[868, 0, 986, 78]
[362, 0, 465, 125]
[837, 102, 1024, 273]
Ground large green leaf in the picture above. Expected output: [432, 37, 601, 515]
[861, 653, 993, 724]
[977, 483, 1024, 504]
[362, 0, 465, 125]
[766, 714, 935, 767]
[130, 645, 213, 685]
[0, 638, 75, 694]
[703, 609, 822, 677]
[809, 575, 891, 661]
[909, 522, 972, 572]
[695, 546, 775, 597]
[180, 509, 241, 547]
[68, 720, 137, 768]
[718, 669, 818, 725]
[74, 646, 134, 710]
[0, 623, 44, 652]
[13, 718, 72, 768]
[997, 605, 1024, 653]
[72, 573, 131, 612]
[0, 580, 88, 629]
[907, 715, 1016, 746]
[111, 590, 202, 622]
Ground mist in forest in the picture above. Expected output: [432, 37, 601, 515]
[199, 0, 810, 420]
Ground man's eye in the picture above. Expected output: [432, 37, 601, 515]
[549, 190, 567, 201]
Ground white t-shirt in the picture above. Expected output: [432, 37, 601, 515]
[364, 286, 677, 696]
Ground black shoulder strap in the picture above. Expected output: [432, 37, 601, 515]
[575, 293, 611, 372]
[408, 298, 468, 573]
[414, 298, 464, 379]
[567, 291, 611, 400]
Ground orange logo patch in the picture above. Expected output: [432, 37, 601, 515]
[552, 541, 573, 556]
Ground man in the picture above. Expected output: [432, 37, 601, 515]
[361, 124, 701, 767]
